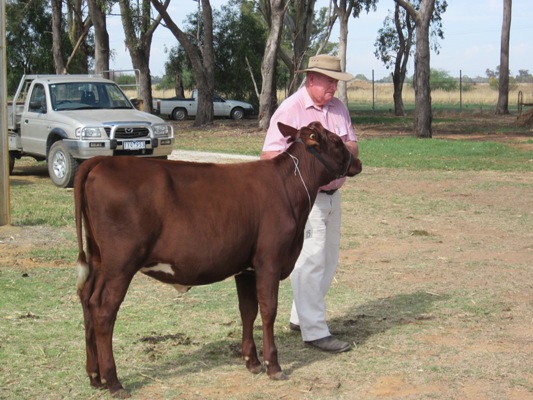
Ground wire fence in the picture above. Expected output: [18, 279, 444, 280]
[346, 70, 533, 114]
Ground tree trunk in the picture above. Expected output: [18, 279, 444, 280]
[258, 0, 287, 131]
[332, 0, 351, 107]
[119, 0, 166, 114]
[337, 11, 349, 107]
[151, 0, 214, 125]
[282, 0, 315, 95]
[66, 0, 90, 72]
[175, 74, 185, 98]
[397, 0, 434, 138]
[391, 4, 413, 116]
[87, 0, 110, 75]
[392, 72, 405, 116]
[496, 0, 512, 115]
[130, 51, 153, 113]
[195, 0, 216, 125]
[51, 0, 65, 74]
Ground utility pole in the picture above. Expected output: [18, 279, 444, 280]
[0, 0, 11, 226]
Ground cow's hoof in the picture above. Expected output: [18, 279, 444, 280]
[248, 364, 263, 374]
[269, 371, 288, 380]
[111, 388, 131, 399]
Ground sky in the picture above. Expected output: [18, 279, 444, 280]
[108, 0, 532, 80]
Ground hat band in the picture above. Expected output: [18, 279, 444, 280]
[308, 66, 343, 73]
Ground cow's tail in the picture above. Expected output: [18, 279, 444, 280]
[74, 158, 99, 292]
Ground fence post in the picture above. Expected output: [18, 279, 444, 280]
[372, 69, 375, 112]
[459, 70, 463, 113]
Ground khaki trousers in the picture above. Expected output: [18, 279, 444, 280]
[290, 190, 342, 341]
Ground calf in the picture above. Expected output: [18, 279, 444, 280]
[74, 121, 362, 398]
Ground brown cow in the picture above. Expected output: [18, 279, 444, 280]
[74, 121, 362, 398]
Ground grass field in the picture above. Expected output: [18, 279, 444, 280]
[1, 114, 532, 399]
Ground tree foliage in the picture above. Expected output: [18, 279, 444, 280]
[375, 0, 446, 115]
[6, 0, 92, 93]
[160, 1, 266, 108]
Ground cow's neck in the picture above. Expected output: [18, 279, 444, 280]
[286, 152, 312, 210]
[281, 144, 327, 216]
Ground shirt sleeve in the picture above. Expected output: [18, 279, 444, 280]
[262, 108, 299, 152]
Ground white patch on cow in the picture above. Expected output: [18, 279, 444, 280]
[141, 263, 175, 275]
[140, 264, 191, 293]
[76, 261, 90, 291]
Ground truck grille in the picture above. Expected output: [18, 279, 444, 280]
[105, 127, 150, 139]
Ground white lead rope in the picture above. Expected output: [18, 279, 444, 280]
[287, 152, 312, 210]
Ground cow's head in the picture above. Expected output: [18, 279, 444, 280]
[278, 121, 362, 178]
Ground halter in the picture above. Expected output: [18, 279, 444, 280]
[296, 138, 352, 179]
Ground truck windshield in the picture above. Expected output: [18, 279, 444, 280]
[50, 82, 134, 111]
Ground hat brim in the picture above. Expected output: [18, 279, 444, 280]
[297, 67, 353, 82]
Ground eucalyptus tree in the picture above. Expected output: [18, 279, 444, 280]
[495, 0, 512, 115]
[152, 0, 215, 126]
[332, 0, 378, 106]
[258, 0, 288, 130]
[396, 0, 440, 138]
[374, 0, 446, 116]
[278, 0, 316, 95]
[87, 0, 110, 75]
[118, 0, 165, 113]
[160, 1, 266, 106]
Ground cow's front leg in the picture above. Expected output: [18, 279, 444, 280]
[256, 276, 287, 380]
[234, 273, 262, 374]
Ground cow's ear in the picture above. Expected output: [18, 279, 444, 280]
[277, 122, 299, 140]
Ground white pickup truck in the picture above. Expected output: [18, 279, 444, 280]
[153, 89, 255, 121]
[8, 75, 174, 187]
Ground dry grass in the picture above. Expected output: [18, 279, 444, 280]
[141, 82, 533, 115]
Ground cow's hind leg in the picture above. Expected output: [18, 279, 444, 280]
[255, 275, 287, 380]
[234, 273, 262, 374]
[78, 272, 105, 389]
[90, 274, 133, 399]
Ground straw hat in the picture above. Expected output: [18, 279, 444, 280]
[297, 54, 353, 82]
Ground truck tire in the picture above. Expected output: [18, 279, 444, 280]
[230, 107, 244, 120]
[8, 151, 15, 175]
[48, 141, 79, 188]
[172, 108, 187, 121]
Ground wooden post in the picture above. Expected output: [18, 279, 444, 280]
[0, 1, 11, 226]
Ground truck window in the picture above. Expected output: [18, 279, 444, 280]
[28, 84, 47, 113]
[50, 82, 132, 110]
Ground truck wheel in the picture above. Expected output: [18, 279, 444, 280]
[230, 107, 244, 120]
[172, 108, 187, 121]
[8, 152, 15, 175]
[48, 141, 79, 188]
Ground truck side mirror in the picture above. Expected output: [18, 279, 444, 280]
[29, 100, 45, 113]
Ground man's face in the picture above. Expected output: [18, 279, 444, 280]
[307, 72, 339, 107]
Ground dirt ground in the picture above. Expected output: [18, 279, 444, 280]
[1, 115, 532, 399]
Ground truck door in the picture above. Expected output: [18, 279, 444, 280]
[21, 83, 51, 156]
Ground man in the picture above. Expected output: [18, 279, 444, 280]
[261, 54, 359, 353]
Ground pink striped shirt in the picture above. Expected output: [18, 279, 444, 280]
[262, 87, 357, 191]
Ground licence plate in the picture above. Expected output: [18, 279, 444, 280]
[123, 140, 146, 150]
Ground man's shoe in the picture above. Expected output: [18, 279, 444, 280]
[305, 336, 351, 353]
[289, 323, 301, 332]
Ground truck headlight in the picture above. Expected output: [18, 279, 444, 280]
[76, 127, 103, 138]
[153, 124, 173, 138]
